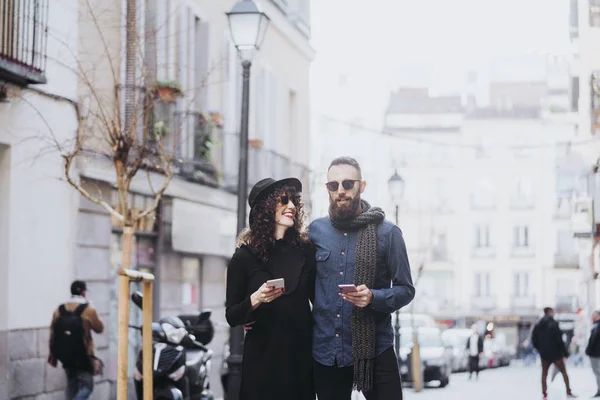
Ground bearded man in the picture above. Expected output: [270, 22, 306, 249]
[308, 156, 415, 400]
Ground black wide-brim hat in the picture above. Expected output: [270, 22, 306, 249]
[248, 177, 302, 208]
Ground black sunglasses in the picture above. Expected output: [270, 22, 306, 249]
[325, 180, 360, 192]
[280, 194, 299, 205]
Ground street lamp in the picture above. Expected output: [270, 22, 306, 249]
[388, 170, 404, 358]
[388, 170, 404, 226]
[226, 2, 270, 400]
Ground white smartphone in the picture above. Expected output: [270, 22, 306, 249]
[338, 284, 358, 293]
[266, 278, 285, 290]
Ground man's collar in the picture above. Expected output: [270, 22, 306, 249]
[67, 295, 87, 304]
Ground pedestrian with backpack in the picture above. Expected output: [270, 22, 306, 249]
[48, 280, 104, 400]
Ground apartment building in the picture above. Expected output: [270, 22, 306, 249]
[0, 0, 313, 398]
[569, 0, 600, 321]
[383, 72, 581, 351]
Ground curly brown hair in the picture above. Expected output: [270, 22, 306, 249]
[236, 185, 310, 263]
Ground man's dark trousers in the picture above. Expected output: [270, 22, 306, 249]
[314, 347, 402, 400]
[65, 369, 94, 400]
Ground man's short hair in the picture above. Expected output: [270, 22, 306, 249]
[543, 307, 554, 315]
[328, 156, 362, 179]
[71, 280, 87, 296]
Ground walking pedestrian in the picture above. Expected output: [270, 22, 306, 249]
[48, 280, 104, 400]
[532, 307, 577, 399]
[225, 177, 316, 400]
[309, 156, 415, 400]
[465, 324, 483, 380]
[585, 311, 600, 397]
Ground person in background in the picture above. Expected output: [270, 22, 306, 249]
[586, 311, 600, 398]
[532, 307, 577, 399]
[48, 280, 104, 400]
[465, 324, 484, 380]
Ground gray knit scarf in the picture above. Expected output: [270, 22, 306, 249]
[329, 199, 385, 392]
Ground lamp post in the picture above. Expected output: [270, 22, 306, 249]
[388, 170, 404, 359]
[226, 2, 270, 400]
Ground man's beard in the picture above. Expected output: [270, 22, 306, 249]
[329, 193, 361, 220]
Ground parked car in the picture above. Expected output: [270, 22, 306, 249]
[398, 327, 453, 388]
[488, 334, 512, 367]
[441, 328, 472, 372]
[392, 313, 437, 330]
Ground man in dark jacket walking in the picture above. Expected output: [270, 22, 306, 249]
[586, 311, 600, 397]
[465, 324, 484, 380]
[532, 307, 576, 399]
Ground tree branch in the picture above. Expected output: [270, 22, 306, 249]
[63, 149, 124, 222]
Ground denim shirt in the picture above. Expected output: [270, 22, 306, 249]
[309, 216, 415, 367]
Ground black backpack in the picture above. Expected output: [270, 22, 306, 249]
[51, 303, 91, 370]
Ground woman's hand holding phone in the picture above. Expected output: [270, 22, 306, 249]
[250, 282, 284, 310]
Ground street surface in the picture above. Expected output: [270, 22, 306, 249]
[350, 362, 599, 400]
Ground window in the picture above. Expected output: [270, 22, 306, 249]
[571, 76, 579, 112]
[515, 177, 532, 198]
[475, 137, 493, 158]
[514, 272, 530, 297]
[289, 89, 298, 151]
[475, 225, 491, 248]
[557, 230, 576, 255]
[590, 0, 600, 27]
[474, 272, 491, 297]
[432, 178, 451, 212]
[570, 0, 579, 39]
[471, 176, 495, 209]
[592, 72, 600, 134]
[512, 176, 534, 207]
[431, 232, 448, 261]
[513, 226, 530, 248]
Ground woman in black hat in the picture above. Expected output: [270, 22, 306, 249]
[225, 177, 316, 400]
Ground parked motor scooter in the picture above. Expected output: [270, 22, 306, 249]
[130, 291, 214, 400]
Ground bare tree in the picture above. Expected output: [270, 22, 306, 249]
[11, 0, 222, 396]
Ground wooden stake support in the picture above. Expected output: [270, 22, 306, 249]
[117, 267, 155, 400]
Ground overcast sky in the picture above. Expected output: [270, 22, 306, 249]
[310, 0, 572, 124]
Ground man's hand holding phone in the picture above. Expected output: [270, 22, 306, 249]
[250, 279, 285, 310]
[340, 284, 373, 308]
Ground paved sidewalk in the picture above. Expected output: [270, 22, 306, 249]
[350, 362, 598, 400]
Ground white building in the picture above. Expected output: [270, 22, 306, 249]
[0, 0, 313, 398]
[0, 1, 82, 398]
[384, 75, 583, 352]
[569, 0, 600, 322]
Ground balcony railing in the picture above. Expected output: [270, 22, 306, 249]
[554, 253, 579, 268]
[431, 247, 449, 262]
[555, 197, 573, 219]
[556, 295, 578, 312]
[248, 144, 311, 205]
[511, 245, 535, 258]
[511, 295, 536, 310]
[510, 195, 535, 210]
[472, 296, 495, 311]
[472, 246, 496, 259]
[0, 0, 48, 84]
[191, 129, 312, 204]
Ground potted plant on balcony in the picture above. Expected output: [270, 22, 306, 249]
[154, 80, 183, 103]
[209, 111, 224, 129]
[152, 120, 169, 140]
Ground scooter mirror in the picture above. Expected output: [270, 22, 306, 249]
[131, 291, 143, 309]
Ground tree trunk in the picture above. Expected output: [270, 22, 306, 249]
[117, 0, 137, 396]
[117, 225, 135, 400]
